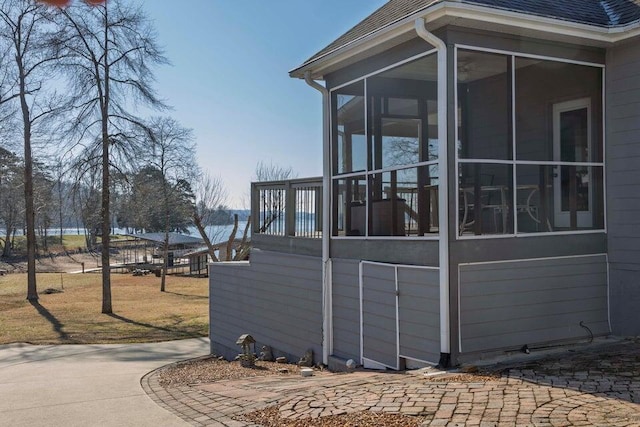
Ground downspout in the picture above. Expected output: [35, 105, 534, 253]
[304, 71, 332, 366]
[415, 18, 451, 367]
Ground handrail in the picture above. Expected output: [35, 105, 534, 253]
[251, 177, 323, 239]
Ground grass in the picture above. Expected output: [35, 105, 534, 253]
[1, 234, 127, 255]
[0, 272, 209, 344]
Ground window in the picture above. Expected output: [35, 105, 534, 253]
[333, 81, 366, 175]
[457, 48, 604, 236]
[331, 53, 439, 237]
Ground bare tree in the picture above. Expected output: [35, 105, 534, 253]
[57, 0, 168, 313]
[192, 174, 251, 262]
[225, 212, 250, 261]
[0, 147, 23, 257]
[0, 0, 65, 301]
[68, 152, 101, 250]
[144, 116, 196, 292]
[254, 161, 296, 234]
[255, 160, 296, 182]
[192, 173, 226, 262]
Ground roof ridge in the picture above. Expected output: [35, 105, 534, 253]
[599, 0, 623, 25]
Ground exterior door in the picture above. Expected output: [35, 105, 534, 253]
[553, 98, 593, 228]
[359, 261, 440, 370]
[360, 262, 398, 370]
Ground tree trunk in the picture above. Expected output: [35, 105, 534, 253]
[18, 53, 38, 302]
[59, 178, 64, 250]
[43, 226, 48, 252]
[160, 177, 169, 292]
[100, 3, 112, 314]
[100, 127, 111, 313]
[193, 212, 219, 262]
[225, 214, 239, 261]
[160, 228, 168, 292]
[233, 215, 251, 261]
[2, 226, 12, 257]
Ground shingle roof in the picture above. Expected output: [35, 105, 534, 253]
[301, 0, 640, 68]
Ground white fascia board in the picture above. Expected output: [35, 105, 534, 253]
[289, 21, 419, 80]
[291, 2, 640, 80]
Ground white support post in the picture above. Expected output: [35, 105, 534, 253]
[415, 18, 451, 366]
[304, 72, 333, 365]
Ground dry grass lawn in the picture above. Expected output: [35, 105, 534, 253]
[0, 272, 209, 344]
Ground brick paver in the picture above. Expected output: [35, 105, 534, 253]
[141, 339, 640, 426]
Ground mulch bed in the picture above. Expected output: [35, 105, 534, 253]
[240, 406, 426, 427]
[156, 355, 302, 387]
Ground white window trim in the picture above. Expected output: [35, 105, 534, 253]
[454, 44, 607, 241]
[330, 51, 441, 241]
[552, 97, 594, 228]
[331, 49, 438, 92]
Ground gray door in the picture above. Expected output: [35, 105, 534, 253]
[360, 262, 398, 370]
[360, 262, 440, 369]
[397, 267, 440, 364]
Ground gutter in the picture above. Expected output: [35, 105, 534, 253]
[304, 71, 332, 366]
[415, 18, 451, 368]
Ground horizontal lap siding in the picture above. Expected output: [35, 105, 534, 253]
[459, 255, 609, 353]
[209, 250, 322, 362]
[397, 268, 440, 363]
[607, 41, 640, 335]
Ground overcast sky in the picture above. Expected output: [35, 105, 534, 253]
[142, 0, 387, 207]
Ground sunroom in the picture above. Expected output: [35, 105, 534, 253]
[332, 47, 604, 239]
[315, 28, 609, 367]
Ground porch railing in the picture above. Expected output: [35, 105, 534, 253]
[251, 177, 323, 239]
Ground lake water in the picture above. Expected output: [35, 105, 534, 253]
[0, 222, 250, 246]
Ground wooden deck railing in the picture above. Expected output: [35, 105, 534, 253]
[251, 177, 323, 238]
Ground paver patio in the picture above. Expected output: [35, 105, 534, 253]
[142, 339, 640, 427]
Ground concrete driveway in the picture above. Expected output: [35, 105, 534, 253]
[0, 338, 210, 427]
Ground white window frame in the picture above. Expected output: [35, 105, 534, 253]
[552, 97, 594, 228]
[454, 44, 606, 240]
[330, 50, 440, 241]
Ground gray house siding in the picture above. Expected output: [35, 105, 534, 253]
[331, 240, 438, 266]
[459, 255, 609, 354]
[209, 249, 322, 363]
[251, 234, 322, 258]
[444, 28, 608, 363]
[606, 36, 640, 336]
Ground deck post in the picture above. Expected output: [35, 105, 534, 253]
[285, 181, 296, 236]
[251, 182, 259, 234]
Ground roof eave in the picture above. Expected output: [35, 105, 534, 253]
[290, 1, 640, 80]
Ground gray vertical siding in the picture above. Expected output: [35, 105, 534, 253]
[332, 259, 441, 367]
[209, 249, 322, 363]
[361, 263, 398, 368]
[397, 267, 440, 363]
[606, 38, 640, 336]
[459, 255, 609, 353]
[331, 259, 361, 360]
